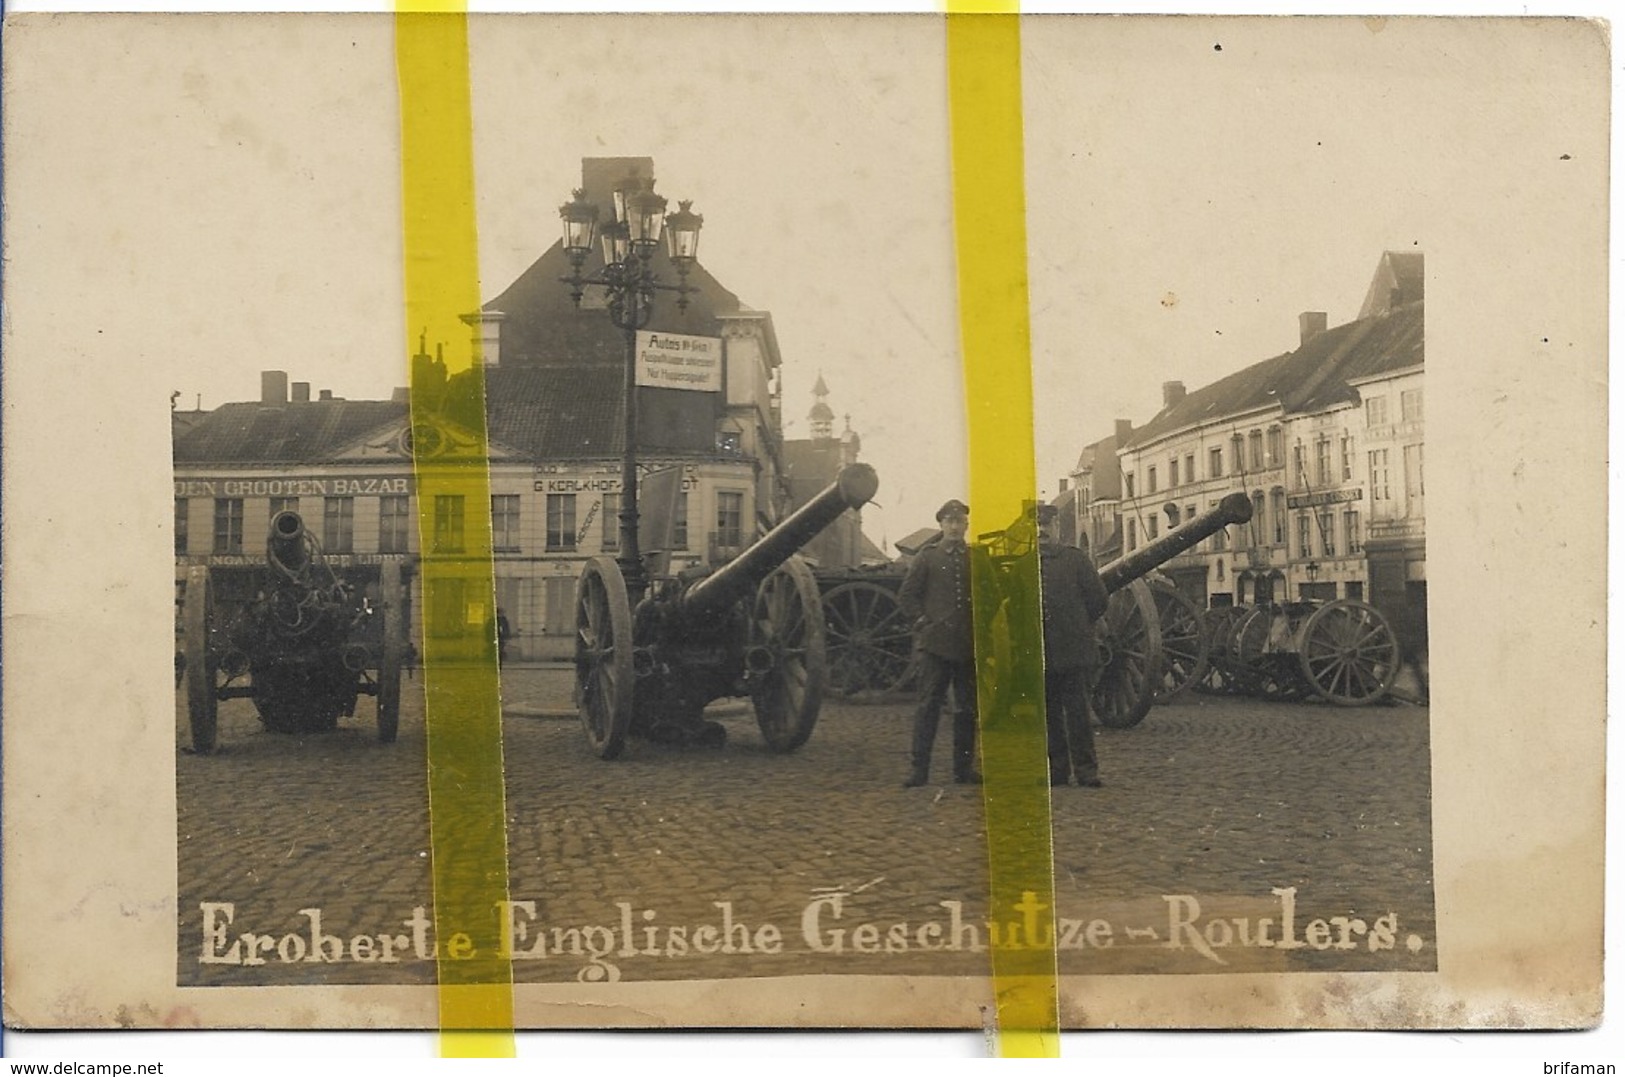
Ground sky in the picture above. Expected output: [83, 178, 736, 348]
[100, 15, 1576, 554]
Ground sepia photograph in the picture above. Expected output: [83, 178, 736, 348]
[1, 8, 1609, 1047]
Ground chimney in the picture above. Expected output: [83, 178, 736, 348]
[1299, 311, 1328, 345]
[319, 389, 334, 402]
[1161, 381, 1186, 409]
[291, 382, 311, 404]
[1115, 418, 1133, 444]
[464, 310, 507, 367]
[1058, 477, 1069, 493]
[261, 370, 288, 406]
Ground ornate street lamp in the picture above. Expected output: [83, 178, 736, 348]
[558, 171, 703, 600]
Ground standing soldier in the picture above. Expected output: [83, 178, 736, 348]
[1035, 503, 1110, 787]
[898, 499, 988, 788]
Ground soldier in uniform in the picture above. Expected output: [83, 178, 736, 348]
[1035, 503, 1110, 787]
[898, 499, 989, 788]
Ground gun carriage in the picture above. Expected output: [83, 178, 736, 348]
[971, 492, 1253, 730]
[179, 510, 411, 754]
[1085, 491, 1255, 728]
[1193, 598, 1400, 705]
[574, 463, 879, 759]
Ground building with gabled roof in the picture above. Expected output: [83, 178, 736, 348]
[1111, 251, 1424, 622]
[174, 157, 798, 661]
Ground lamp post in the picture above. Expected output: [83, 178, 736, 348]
[559, 173, 703, 602]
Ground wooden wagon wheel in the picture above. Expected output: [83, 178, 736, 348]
[375, 560, 406, 744]
[1233, 601, 1323, 702]
[1149, 580, 1209, 704]
[1298, 599, 1399, 705]
[574, 556, 635, 759]
[182, 566, 220, 754]
[1090, 578, 1163, 729]
[1194, 605, 1251, 695]
[751, 556, 827, 752]
[821, 579, 914, 697]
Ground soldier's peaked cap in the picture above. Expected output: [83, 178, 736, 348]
[935, 499, 969, 521]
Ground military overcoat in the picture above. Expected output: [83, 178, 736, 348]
[1038, 542, 1110, 673]
[898, 540, 995, 662]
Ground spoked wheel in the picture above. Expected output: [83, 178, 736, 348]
[1090, 579, 1164, 730]
[751, 556, 827, 752]
[1193, 605, 1250, 695]
[376, 560, 406, 744]
[821, 579, 914, 697]
[1299, 599, 1399, 705]
[182, 566, 219, 754]
[575, 556, 635, 759]
[1149, 581, 1209, 704]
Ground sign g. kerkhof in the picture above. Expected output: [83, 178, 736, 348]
[636, 331, 722, 392]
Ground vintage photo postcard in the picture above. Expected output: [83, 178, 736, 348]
[1, 11, 1609, 1039]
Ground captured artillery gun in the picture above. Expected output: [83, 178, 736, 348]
[1196, 598, 1401, 705]
[180, 510, 410, 754]
[973, 492, 1253, 729]
[574, 463, 880, 759]
[1087, 492, 1254, 728]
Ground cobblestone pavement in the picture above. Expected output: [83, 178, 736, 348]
[178, 666, 1434, 988]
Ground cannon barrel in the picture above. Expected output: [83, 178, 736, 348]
[1099, 491, 1253, 594]
[267, 509, 313, 575]
[681, 463, 879, 622]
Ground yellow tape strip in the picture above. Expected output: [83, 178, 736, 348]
[394, 11, 516, 1058]
[944, 7, 1061, 1058]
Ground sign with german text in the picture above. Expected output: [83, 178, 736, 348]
[635, 331, 722, 392]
